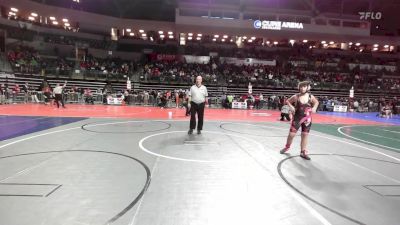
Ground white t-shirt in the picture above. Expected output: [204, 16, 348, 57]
[53, 86, 63, 94]
[189, 85, 208, 104]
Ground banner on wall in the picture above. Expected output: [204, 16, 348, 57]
[232, 101, 247, 109]
[333, 105, 348, 112]
[348, 63, 396, 72]
[0, 73, 15, 79]
[107, 97, 124, 105]
[220, 57, 276, 66]
[149, 53, 177, 61]
[183, 55, 210, 64]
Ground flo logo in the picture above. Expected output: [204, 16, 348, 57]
[359, 12, 382, 20]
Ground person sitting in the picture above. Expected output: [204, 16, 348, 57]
[84, 88, 94, 104]
[280, 104, 291, 121]
[380, 104, 393, 118]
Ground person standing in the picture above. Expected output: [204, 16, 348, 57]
[183, 89, 190, 116]
[280, 81, 319, 160]
[53, 81, 67, 108]
[30, 85, 39, 103]
[188, 76, 208, 135]
[0, 84, 5, 105]
[23, 82, 29, 103]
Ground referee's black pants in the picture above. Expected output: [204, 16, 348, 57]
[54, 94, 65, 108]
[190, 101, 205, 131]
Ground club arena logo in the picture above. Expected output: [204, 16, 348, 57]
[254, 20, 262, 29]
[253, 20, 304, 30]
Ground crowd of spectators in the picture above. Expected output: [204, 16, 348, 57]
[7, 45, 73, 76]
[138, 57, 400, 92]
[79, 55, 135, 79]
[44, 34, 111, 50]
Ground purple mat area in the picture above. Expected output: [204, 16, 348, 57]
[0, 116, 86, 141]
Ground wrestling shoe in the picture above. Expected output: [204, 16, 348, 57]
[300, 150, 311, 160]
[280, 146, 290, 154]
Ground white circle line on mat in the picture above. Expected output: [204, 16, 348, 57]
[138, 130, 265, 163]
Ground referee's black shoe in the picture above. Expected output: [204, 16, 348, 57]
[197, 130, 201, 134]
[188, 129, 193, 135]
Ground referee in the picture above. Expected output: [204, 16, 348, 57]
[53, 81, 67, 108]
[188, 76, 208, 135]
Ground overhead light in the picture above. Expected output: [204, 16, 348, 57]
[10, 7, 18, 12]
[8, 12, 16, 16]
[52, 21, 59, 25]
[321, 41, 326, 44]
[62, 18, 68, 23]
[349, 42, 353, 45]
[188, 36, 192, 40]
[150, 37, 153, 41]
[197, 34, 202, 37]
[373, 44, 379, 47]
[384, 45, 389, 48]
[373, 47, 378, 51]
[139, 30, 144, 33]
[273, 41, 278, 45]
[243, 36, 247, 39]
[64, 23, 70, 27]
[160, 34, 165, 38]
[223, 35, 228, 38]
[126, 28, 131, 32]
[28, 16, 35, 21]
[355, 43, 361, 46]
[230, 39, 233, 42]
[221, 39, 225, 42]
[168, 31, 173, 35]
[212, 38, 216, 41]
[169, 35, 174, 39]
[31, 12, 38, 17]
[188, 33, 193, 36]
[323, 43, 328, 47]
[266, 41, 270, 44]
[158, 31, 164, 34]
[141, 33, 147, 37]
[248, 39, 253, 43]
[180, 37, 185, 40]
[329, 41, 334, 45]
[289, 39, 295, 44]
[49, 16, 56, 21]
[196, 37, 201, 40]
[251, 37, 256, 40]
[303, 39, 308, 43]
[214, 34, 219, 38]
[129, 33, 135, 36]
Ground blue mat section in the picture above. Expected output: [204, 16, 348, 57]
[0, 116, 86, 141]
[318, 112, 400, 125]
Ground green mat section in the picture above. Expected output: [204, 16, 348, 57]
[312, 124, 400, 153]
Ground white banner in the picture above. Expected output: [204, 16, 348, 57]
[107, 97, 124, 105]
[220, 57, 276, 66]
[127, 79, 131, 90]
[348, 63, 396, 72]
[232, 101, 247, 109]
[0, 73, 15, 78]
[334, 105, 348, 112]
[183, 55, 210, 64]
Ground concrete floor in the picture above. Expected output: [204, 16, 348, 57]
[0, 118, 399, 225]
